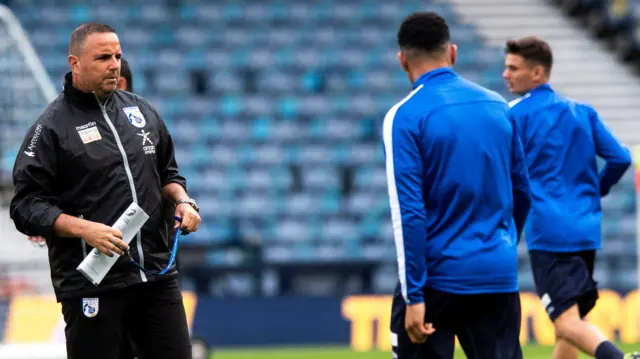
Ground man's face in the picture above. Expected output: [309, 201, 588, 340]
[503, 54, 539, 96]
[70, 32, 122, 98]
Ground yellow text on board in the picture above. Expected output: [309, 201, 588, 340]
[341, 290, 640, 351]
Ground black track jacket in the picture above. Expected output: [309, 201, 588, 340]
[10, 72, 187, 301]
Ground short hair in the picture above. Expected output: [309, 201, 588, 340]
[397, 12, 450, 56]
[505, 36, 553, 74]
[120, 57, 133, 92]
[69, 23, 116, 55]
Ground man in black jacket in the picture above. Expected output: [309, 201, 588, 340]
[26, 55, 148, 359]
[10, 23, 201, 359]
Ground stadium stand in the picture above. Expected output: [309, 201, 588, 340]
[0, 0, 637, 299]
[555, 1, 640, 73]
[0, 3, 59, 300]
[2, 1, 640, 358]
[452, 0, 640, 145]
[449, 0, 640, 292]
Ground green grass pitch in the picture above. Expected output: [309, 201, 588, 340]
[213, 344, 640, 359]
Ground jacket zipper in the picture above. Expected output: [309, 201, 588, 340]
[94, 93, 147, 282]
[79, 214, 87, 257]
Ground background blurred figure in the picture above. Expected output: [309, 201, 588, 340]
[118, 57, 132, 92]
[504, 37, 636, 359]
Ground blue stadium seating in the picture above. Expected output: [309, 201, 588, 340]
[6, 0, 637, 292]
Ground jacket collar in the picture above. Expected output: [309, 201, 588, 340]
[528, 83, 553, 96]
[413, 67, 457, 89]
[62, 72, 114, 109]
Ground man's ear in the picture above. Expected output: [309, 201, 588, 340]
[449, 44, 458, 67]
[532, 64, 546, 82]
[68, 55, 80, 75]
[398, 51, 409, 73]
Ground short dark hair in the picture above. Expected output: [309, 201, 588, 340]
[69, 23, 116, 55]
[120, 57, 133, 92]
[505, 36, 553, 74]
[397, 12, 450, 55]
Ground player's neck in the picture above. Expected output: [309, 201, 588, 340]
[409, 62, 451, 85]
[522, 80, 550, 94]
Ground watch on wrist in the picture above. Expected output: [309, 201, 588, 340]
[175, 198, 199, 212]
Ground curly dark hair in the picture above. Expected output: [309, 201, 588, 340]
[397, 12, 450, 55]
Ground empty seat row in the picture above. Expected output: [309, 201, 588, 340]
[5, 0, 636, 288]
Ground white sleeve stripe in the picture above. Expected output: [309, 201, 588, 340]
[382, 84, 424, 303]
[508, 92, 531, 108]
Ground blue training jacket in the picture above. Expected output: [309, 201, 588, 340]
[509, 83, 631, 253]
[383, 68, 531, 304]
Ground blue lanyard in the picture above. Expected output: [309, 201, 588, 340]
[127, 216, 182, 276]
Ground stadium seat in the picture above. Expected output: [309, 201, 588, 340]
[5, 0, 635, 293]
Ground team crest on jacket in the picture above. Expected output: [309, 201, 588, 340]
[82, 298, 99, 318]
[123, 106, 146, 128]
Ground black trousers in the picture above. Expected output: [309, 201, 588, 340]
[118, 332, 140, 359]
[391, 286, 523, 359]
[61, 277, 191, 359]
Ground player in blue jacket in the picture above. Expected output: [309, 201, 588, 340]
[504, 36, 637, 359]
[385, 12, 531, 359]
